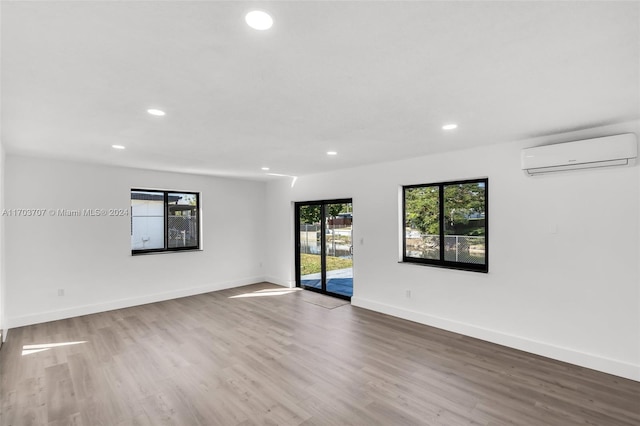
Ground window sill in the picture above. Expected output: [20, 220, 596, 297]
[398, 260, 488, 273]
[132, 248, 203, 256]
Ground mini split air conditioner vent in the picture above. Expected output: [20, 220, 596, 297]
[521, 133, 637, 176]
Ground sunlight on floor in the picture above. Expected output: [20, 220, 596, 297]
[22, 341, 87, 356]
[229, 288, 302, 298]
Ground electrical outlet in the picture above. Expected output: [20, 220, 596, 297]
[405, 290, 411, 298]
[58, 289, 65, 296]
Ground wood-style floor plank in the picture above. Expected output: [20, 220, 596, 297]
[1, 282, 639, 425]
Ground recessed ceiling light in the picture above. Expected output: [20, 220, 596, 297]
[112, 145, 126, 150]
[246, 11, 273, 30]
[261, 167, 270, 171]
[147, 109, 166, 116]
[327, 151, 337, 156]
[442, 123, 458, 130]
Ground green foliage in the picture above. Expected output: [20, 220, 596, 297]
[444, 183, 485, 234]
[327, 204, 346, 218]
[299, 204, 348, 225]
[184, 194, 197, 206]
[299, 205, 321, 225]
[405, 183, 485, 235]
[405, 186, 440, 234]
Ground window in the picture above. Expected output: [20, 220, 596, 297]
[131, 189, 200, 254]
[403, 178, 487, 272]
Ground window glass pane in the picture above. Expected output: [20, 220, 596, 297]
[167, 192, 199, 249]
[299, 205, 322, 289]
[443, 182, 486, 264]
[325, 203, 353, 297]
[131, 191, 165, 250]
[404, 186, 440, 260]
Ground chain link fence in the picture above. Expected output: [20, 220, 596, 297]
[406, 234, 485, 264]
[444, 235, 485, 264]
[168, 215, 198, 248]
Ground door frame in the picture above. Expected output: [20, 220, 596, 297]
[294, 198, 353, 300]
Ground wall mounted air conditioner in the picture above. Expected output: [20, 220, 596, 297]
[521, 133, 637, 176]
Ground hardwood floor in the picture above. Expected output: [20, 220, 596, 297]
[1, 282, 639, 425]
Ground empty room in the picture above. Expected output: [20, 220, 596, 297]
[1, 1, 639, 425]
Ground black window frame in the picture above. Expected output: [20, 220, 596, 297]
[131, 188, 201, 255]
[402, 178, 488, 273]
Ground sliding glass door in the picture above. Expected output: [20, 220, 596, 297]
[295, 199, 353, 300]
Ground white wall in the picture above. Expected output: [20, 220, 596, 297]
[4, 124, 639, 381]
[0, 142, 5, 342]
[5, 155, 267, 327]
[266, 122, 640, 381]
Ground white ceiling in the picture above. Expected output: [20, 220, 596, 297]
[2, 1, 639, 180]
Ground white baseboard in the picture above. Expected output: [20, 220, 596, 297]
[264, 276, 295, 288]
[352, 296, 640, 382]
[9, 280, 637, 382]
[7, 276, 266, 329]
